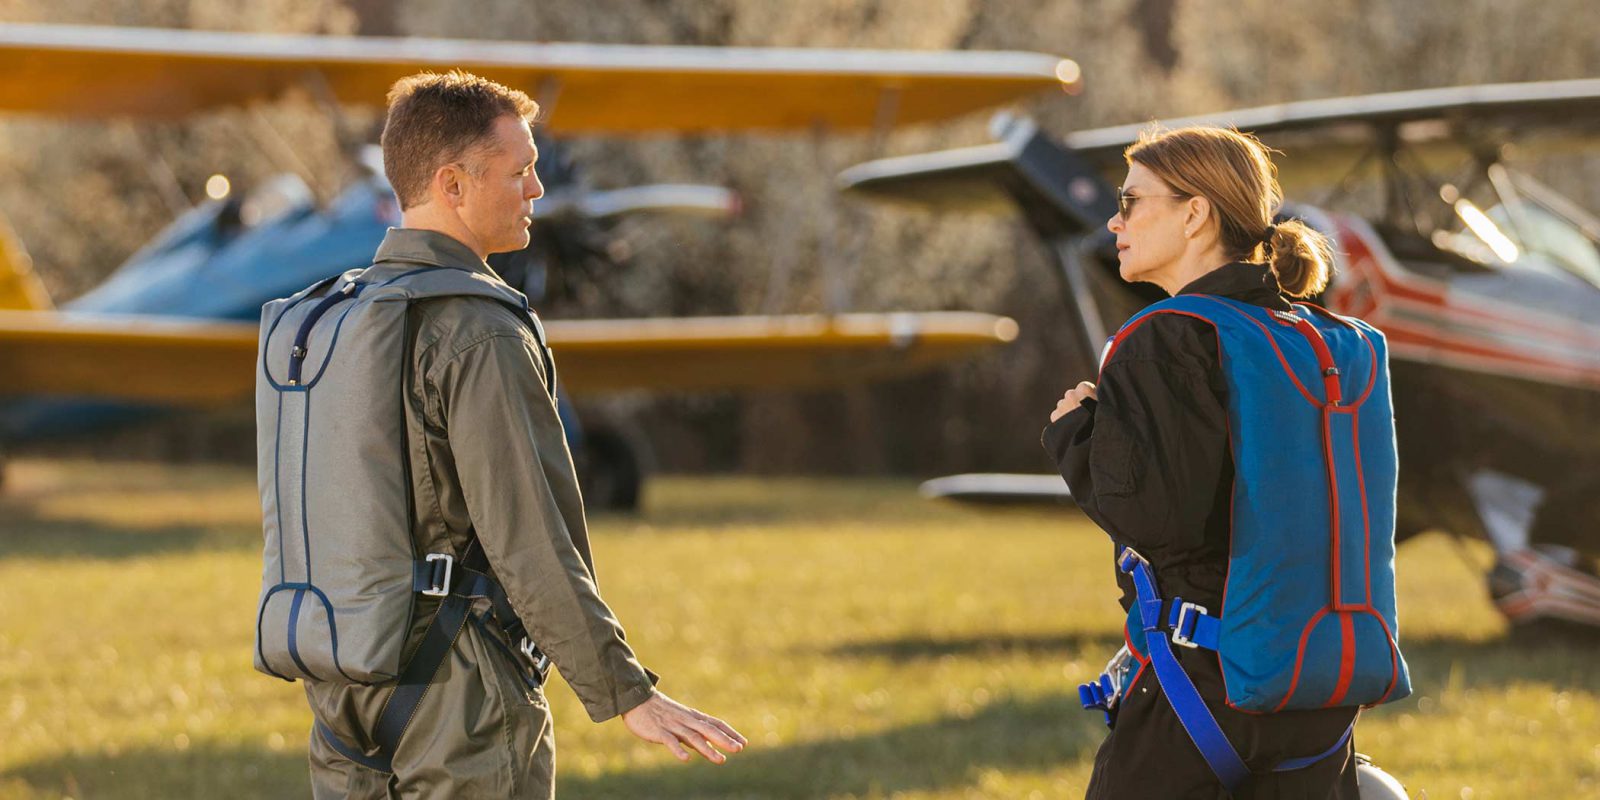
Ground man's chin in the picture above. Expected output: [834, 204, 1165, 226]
[492, 231, 532, 256]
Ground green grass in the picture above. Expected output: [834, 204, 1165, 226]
[0, 460, 1596, 799]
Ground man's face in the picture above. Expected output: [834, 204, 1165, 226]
[458, 115, 544, 256]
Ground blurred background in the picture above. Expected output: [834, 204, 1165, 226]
[6, 0, 1597, 479]
[4, 3, 1600, 799]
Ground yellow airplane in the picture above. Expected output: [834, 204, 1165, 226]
[0, 23, 1075, 503]
[0, 22, 1077, 402]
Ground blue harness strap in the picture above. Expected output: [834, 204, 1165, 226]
[1110, 546, 1354, 792]
[1167, 597, 1222, 651]
[1079, 672, 1121, 726]
[1274, 723, 1354, 772]
[1119, 547, 1252, 791]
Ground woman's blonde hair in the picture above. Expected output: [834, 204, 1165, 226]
[1125, 125, 1335, 298]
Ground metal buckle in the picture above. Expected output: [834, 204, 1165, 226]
[520, 636, 552, 678]
[1171, 601, 1207, 649]
[1116, 546, 1148, 572]
[1102, 645, 1133, 707]
[422, 553, 454, 597]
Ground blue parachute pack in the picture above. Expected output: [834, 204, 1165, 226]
[1078, 294, 1412, 790]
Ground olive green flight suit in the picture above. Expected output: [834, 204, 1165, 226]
[305, 228, 657, 799]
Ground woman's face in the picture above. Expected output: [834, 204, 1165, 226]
[1107, 162, 1192, 290]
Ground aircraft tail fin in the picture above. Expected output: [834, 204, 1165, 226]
[0, 212, 52, 311]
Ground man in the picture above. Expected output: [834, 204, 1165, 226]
[303, 70, 744, 798]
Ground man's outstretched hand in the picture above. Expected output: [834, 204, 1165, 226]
[621, 692, 747, 764]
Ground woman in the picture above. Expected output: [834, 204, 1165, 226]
[1043, 126, 1405, 798]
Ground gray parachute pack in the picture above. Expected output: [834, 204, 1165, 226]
[252, 264, 539, 684]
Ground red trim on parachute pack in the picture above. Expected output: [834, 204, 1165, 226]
[1326, 612, 1357, 707]
[1370, 611, 1403, 706]
[1297, 302, 1380, 406]
[1323, 405, 1345, 608]
[1123, 621, 1152, 694]
[1206, 300, 1323, 407]
[1275, 607, 1331, 713]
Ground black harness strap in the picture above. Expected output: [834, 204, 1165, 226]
[316, 542, 549, 773]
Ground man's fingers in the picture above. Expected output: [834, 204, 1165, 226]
[630, 697, 745, 764]
[671, 711, 740, 761]
[687, 716, 743, 752]
[711, 717, 748, 746]
[673, 727, 726, 763]
[663, 735, 692, 762]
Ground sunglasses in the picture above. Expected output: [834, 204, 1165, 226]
[1117, 187, 1189, 219]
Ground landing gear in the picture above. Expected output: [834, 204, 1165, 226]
[1489, 545, 1600, 632]
[576, 425, 644, 513]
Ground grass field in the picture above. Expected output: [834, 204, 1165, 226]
[0, 459, 1596, 799]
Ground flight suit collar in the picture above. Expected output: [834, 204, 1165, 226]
[1177, 261, 1294, 311]
[372, 228, 500, 281]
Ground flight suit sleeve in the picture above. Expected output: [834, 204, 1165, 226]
[1041, 319, 1230, 605]
[431, 330, 656, 723]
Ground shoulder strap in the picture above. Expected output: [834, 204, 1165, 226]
[372, 266, 556, 399]
[1098, 295, 1226, 376]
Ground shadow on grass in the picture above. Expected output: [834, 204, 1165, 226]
[0, 514, 255, 561]
[563, 693, 1099, 799]
[619, 479, 1016, 531]
[3, 700, 1101, 800]
[827, 631, 1123, 662]
[0, 742, 309, 799]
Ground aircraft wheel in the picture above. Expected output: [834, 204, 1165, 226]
[577, 426, 643, 513]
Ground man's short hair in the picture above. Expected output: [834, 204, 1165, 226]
[380, 70, 539, 210]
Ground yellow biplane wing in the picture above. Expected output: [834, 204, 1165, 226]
[0, 25, 1060, 411]
[0, 215, 51, 312]
[0, 310, 1018, 404]
[0, 23, 1078, 132]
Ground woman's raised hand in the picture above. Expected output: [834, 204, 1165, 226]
[1050, 381, 1098, 423]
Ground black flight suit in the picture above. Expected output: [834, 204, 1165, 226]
[1043, 262, 1362, 799]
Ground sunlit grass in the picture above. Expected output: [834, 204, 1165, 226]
[0, 459, 1596, 798]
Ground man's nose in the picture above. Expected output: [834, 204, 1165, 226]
[526, 175, 544, 201]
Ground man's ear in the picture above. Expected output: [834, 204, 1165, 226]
[434, 163, 467, 210]
[1184, 195, 1212, 239]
